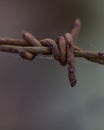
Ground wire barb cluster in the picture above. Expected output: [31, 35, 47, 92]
[0, 19, 104, 87]
[20, 31, 77, 87]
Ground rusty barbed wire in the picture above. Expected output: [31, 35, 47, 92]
[0, 19, 104, 87]
[19, 31, 77, 87]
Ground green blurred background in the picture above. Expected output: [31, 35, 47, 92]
[0, 0, 104, 129]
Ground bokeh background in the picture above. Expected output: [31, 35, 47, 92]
[0, 0, 104, 129]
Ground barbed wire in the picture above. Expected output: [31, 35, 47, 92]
[0, 19, 103, 87]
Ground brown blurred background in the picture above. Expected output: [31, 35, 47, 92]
[0, 0, 104, 129]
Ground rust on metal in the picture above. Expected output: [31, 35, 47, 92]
[0, 19, 103, 87]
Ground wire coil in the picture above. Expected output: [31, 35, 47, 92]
[17, 19, 81, 87]
[19, 31, 76, 87]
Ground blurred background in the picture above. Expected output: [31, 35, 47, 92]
[0, 0, 104, 129]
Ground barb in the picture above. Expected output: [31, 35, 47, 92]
[64, 33, 76, 87]
[0, 19, 103, 87]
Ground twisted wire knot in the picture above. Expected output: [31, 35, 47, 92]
[19, 31, 76, 87]
[18, 19, 81, 87]
[0, 19, 88, 87]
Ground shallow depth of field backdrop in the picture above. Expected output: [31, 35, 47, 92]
[0, 0, 104, 129]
